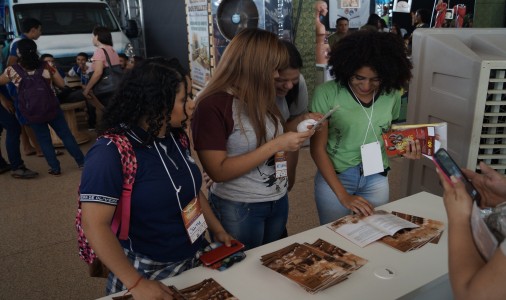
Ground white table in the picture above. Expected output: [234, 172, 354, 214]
[100, 192, 452, 300]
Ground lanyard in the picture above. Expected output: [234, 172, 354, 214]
[153, 132, 197, 211]
[348, 83, 379, 145]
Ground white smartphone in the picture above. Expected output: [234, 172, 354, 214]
[312, 105, 340, 128]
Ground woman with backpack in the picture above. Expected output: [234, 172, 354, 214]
[79, 57, 233, 297]
[0, 38, 85, 176]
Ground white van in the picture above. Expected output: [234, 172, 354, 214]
[1, 0, 135, 69]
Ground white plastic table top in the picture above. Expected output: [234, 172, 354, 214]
[99, 191, 451, 300]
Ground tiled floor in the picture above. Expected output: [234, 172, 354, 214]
[0, 133, 408, 300]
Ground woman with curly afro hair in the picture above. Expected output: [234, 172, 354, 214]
[310, 30, 421, 224]
[79, 57, 233, 298]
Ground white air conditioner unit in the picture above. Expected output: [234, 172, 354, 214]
[402, 28, 506, 197]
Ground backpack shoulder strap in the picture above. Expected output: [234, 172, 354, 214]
[101, 133, 137, 240]
[36, 62, 47, 77]
[11, 64, 27, 79]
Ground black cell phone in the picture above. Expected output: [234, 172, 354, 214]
[433, 148, 481, 205]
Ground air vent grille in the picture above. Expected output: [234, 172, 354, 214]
[477, 68, 506, 173]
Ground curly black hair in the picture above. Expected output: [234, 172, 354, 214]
[328, 30, 412, 94]
[98, 57, 184, 143]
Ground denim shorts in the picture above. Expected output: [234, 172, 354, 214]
[208, 193, 289, 250]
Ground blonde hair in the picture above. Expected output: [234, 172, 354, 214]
[196, 28, 289, 146]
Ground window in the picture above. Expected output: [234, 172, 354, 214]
[13, 3, 120, 35]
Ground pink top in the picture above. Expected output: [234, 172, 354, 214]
[92, 45, 120, 67]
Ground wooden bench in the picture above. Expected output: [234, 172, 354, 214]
[50, 101, 90, 147]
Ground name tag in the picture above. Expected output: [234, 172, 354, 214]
[361, 141, 384, 176]
[181, 197, 208, 244]
[275, 151, 288, 178]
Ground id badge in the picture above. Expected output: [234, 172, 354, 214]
[181, 197, 208, 244]
[275, 151, 288, 178]
[361, 142, 384, 176]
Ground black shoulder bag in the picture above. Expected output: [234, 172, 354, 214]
[91, 48, 123, 97]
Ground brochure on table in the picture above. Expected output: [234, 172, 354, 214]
[112, 278, 237, 300]
[327, 210, 445, 251]
[260, 239, 367, 294]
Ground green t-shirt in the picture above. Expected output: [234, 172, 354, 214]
[310, 81, 401, 173]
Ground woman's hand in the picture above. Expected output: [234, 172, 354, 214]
[305, 112, 324, 122]
[463, 161, 506, 208]
[437, 169, 473, 224]
[131, 279, 174, 300]
[402, 139, 421, 159]
[275, 130, 314, 152]
[286, 112, 324, 132]
[213, 230, 234, 247]
[202, 172, 214, 189]
[340, 193, 374, 216]
[303, 112, 326, 131]
[82, 85, 92, 98]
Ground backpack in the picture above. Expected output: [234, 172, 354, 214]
[12, 63, 60, 124]
[75, 133, 137, 277]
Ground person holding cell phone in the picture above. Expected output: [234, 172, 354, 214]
[80, 58, 233, 297]
[192, 29, 314, 250]
[437, 161, 506, 300]
[310, 30, 421, 225]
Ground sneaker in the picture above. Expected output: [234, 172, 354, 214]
[0, 164, 11, 174]
[48, 169, 62, 176]
[11, 166, 39, 179]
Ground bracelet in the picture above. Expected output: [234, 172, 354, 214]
[127, 275, 143, 293]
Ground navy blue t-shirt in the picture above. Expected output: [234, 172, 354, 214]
[80, 127, 205, 262]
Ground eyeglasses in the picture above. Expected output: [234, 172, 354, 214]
[350, 74, 381, 84]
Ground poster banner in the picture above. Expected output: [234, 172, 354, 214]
[329, 0, 370, 29]
[187, 0, 211, 88]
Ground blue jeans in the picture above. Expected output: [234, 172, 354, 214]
[209, 193, 289, 250]
[29, 110, 84, 172]
[314, 164, 389, 225]
[0, 102, 23, 169]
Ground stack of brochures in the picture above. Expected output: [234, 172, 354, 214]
[260, 239, 367, 294]
[113, 278, 237, 300]
[327, 210, 445, 252]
